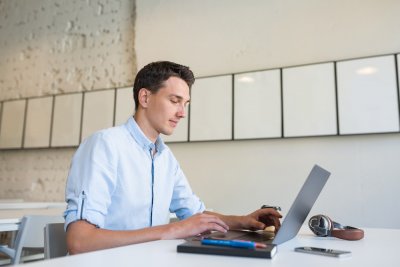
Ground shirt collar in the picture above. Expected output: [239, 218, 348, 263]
[126, 116, 166, 153]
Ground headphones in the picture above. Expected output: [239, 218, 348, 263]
[308, 214, 364, 241]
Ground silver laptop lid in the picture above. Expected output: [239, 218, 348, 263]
[272, 164, 330, 245]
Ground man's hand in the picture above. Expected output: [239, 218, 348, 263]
[244, 208, 282, 232]
[204, 209, 282, 232]
[66, 210, 279, 255]
[162, 213, 229, 240]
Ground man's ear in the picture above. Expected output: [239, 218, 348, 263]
[138, 88, 150, 108]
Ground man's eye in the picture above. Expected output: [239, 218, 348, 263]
[171, 99, 178, 104]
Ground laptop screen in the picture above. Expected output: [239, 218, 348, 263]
[272, 164, 330, 244]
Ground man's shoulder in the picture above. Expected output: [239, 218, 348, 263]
[83, 124, 130, 146]
[102, 123, 128, 137]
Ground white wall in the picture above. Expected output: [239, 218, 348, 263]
[136, 0, 400, 76]
[136, 0, 400, 229]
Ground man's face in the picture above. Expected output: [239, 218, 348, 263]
[145, 76, 190, 136]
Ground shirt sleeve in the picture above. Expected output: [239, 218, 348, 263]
[169, 161, 205, 220]
[64, 131, 118, 230]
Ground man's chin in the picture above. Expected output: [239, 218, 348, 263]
[161, 128, 174, 136]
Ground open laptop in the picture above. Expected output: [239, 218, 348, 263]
[177, 164, 330, 258]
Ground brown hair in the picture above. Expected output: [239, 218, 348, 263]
[133, 61, 195, 110]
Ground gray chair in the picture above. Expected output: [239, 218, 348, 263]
[44, 223, 67, 259]
[0, 215, 64, 265]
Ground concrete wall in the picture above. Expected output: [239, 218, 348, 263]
[0, 0, 136, 199]
[0, 0, 136, 101]
[136, 0, 400, 229]
[0, 148, 75, 201]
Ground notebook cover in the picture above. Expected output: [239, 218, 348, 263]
[177, 240, 277, 259]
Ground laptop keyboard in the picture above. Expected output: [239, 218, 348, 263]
[204, 230, 275, 243]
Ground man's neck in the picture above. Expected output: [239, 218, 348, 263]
[133, 113, 158, 143]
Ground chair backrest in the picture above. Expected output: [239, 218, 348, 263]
[44, 223, 67, 259]
[11, 215, 64, 264]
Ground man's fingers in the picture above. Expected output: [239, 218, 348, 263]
[251, 220, 266, 230]
[195, 213, 229, 231]
[255, 208, 282, 232]
[205, 215, 229, 231]
[271, 217, 281, 232]
[208, 222, 228, 233]
[259, 208, 282, 218]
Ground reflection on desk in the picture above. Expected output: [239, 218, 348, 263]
[14, 228, 400, 267]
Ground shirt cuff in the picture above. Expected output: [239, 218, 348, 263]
[64, 208, 106, 231]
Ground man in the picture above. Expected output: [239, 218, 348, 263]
[64, 61, 281, 254]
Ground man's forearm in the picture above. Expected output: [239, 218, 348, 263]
[66, 213, 230, 254]
[66, 220, 173, 254]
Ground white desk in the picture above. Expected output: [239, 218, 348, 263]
[16, 227, 400, 267]
[0, 202, 66, 232]
[0, 208, 65, 232]
[0, 199, 23, 203]
[0, 202, 66, 210]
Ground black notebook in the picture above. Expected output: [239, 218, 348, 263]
[177, 239, 277, 259]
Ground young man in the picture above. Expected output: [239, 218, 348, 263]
[64, 61, 281, 254]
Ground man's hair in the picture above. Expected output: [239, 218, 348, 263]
[133, 61, 195, 110]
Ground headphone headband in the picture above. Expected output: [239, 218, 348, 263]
[308, 214, 364, 241]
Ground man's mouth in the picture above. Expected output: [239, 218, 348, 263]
[169, 120, 178, 127]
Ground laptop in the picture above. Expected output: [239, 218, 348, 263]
[177, 164, 331, 258]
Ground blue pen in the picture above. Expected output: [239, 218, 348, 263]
[201, 239, 266, 249]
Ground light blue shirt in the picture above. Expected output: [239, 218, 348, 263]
[64, 117, 205, 230]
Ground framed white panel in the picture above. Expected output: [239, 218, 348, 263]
[161, 105, 189, 143]
[51, 93, 83, 147]
[81, 90, 115, 140]
[283, 63, 337, 137]
[190, 75, 232, 141]
[234, 69, 281, 139]
[397, 54, 400, 112]
[337, 55, 399, 134]
[115, 87, 135, 126]
[0, 100, 26, 149]
[24, 97, 53, 148]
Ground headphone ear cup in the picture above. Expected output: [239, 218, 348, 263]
[309, 215, 332, 237]
[309, 215, 364, 240]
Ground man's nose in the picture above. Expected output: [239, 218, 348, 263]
[177, 104, 186, 118]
